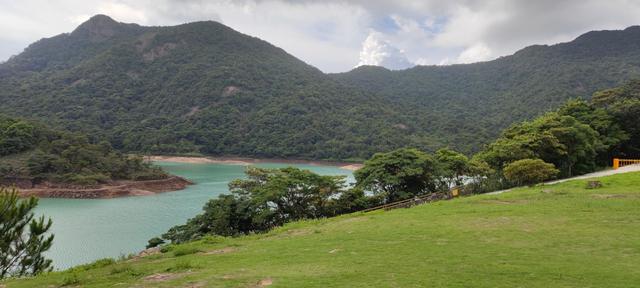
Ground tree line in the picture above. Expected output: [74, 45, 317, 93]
[0, 115, 167, 185]
[153, 79, 640, 246]
[3, 79, 638, 279]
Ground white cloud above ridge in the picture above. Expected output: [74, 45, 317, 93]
[357, 31, 413, 70]
[3, 1, 640, 71]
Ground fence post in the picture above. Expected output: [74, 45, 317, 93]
[613, 158, 620, 170]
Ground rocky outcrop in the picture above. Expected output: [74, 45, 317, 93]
[13, 176, 192, 199]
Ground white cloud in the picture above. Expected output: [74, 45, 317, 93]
[357, 31, 413, 70]
[68, 14, 92, 25]
[456, 42, 491, 63]
[3, 1, 640, 71]
[96, 2, 147, 24]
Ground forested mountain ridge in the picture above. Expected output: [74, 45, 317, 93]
[2, 15, 640, 160]
[0, 15, 405, 160]
[331, 26, 640, 153]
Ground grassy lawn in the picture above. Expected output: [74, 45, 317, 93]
[4, 172, 640, 287]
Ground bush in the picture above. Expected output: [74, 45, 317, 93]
[172, 246, 201, 257]
[503, 159, 560, 186]
[60, 273, 80, 286]
[63, 173, 110, 185]
[166, 260, 196, 272]
[109, 264, 141, 276]
[146, 237, 165, 248]
[82, 258, 115, 270]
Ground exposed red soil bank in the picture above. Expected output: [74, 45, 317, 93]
[10, 176, 192, 199]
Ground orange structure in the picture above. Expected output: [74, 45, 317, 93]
[613, 158, 640, 169]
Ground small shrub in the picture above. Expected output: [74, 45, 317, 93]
[147, 237, 165, 248]
[160, 245, 175, 253]
[82, 258, 115, 270]
[173, 246, 201, 257]
[166, 260, 197, 272]
[109, 264, 141, 276]
[117, 253, 136, 261]
[504, 159, 560, 186]
[201, 235, 226, 245]
[60, 273, 80, 286]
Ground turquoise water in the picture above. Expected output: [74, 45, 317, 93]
[34, 162, 354, 270]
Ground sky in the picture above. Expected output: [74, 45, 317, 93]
[2, 0, 640, 72]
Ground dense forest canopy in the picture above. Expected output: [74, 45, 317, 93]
[2, 15, 640, 160]
[157, 79, 640, 245]
[0, 115, 166, 185]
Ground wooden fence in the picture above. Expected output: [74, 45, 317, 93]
[613, 158, 640, 169]
[362, 192, 452, 213]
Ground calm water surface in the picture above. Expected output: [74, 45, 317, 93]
[34, 162, 354, 269]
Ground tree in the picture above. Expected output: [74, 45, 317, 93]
[162, 194, 258, 244]
[592, 79, 640, 155]
[503, 159, 560, 187]
[609, 99, 640, 155]
[161, 166, 348, 244]
[478, 112, 600, 177]
[558, 99, 628, 165]
[354, 148, 441, 203]
[229, 167, 346, 223]
[0, 119, 37, 156]
[0, 188, 54, 279]
[435, 148, 470, 189]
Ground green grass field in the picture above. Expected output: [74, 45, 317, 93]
[4, 172, 640, 287]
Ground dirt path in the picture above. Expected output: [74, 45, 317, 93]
[487, 164, 640, 195]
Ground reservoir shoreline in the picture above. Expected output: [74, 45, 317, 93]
[15, 176, 192, 199]
[146, 155, 364, 171]
[10, 156, 360, 199]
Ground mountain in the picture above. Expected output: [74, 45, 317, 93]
[0, 15, 405, 160]
[2, 15, 640, 160]
[332, 26, 640, 153]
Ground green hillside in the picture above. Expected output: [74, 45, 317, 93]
[2, 15, 640, 159]
[332, 26, 640, 153]
[5, 172, 640, 287]
[0, 15, 403, 161]
[0, 115, 165, 185]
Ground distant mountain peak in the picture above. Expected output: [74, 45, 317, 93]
[71, 14, 131, 41]
[76, 14, 118, 29]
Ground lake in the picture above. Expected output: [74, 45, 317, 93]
[34, 161, 354, 269]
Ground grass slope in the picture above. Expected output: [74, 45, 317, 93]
[5, 172, 640, 287]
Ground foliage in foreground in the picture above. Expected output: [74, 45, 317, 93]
[160, 148, 488, 244]
[0, 188, 53, 279]
[5, 172, 640, 287]
[161, 167, 363, 244]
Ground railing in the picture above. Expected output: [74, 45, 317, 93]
[362, 192, 452, 213]
[613, 158, 640, 169]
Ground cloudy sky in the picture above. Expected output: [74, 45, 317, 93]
[2, 0, 640, 72]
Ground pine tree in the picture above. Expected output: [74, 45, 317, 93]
[0, 188, 54, 279]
